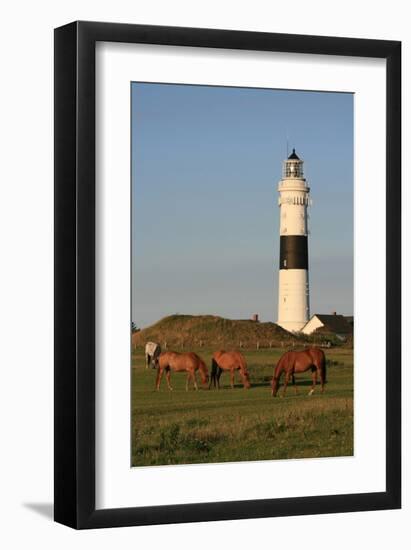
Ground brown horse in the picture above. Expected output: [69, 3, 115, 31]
[155, 351, 209, 391]
[271, 347, 326, 397]
[209, 350, 251, 389]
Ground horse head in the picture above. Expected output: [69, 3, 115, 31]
[199, 364, 209, 387]
[242, 370, 251, 389]
[271, 376, 280, 397]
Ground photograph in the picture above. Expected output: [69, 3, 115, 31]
[0, 0, 404, 540]
[130, 82, 354, 467]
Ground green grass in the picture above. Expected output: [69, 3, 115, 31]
[131, 347, 353, 467]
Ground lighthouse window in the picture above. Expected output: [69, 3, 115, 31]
[284, 163, 303, 178]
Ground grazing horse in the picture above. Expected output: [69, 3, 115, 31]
[209, 350, 251, 389]
[155, 351, 209, 391]
[271, 347, 326, 397]
[145, 341, 161, 369]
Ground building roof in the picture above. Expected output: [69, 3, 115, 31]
[288, 148, 300, 160]
[313, 314, 353, 334]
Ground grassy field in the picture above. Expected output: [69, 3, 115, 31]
[131, 347, 353, 467]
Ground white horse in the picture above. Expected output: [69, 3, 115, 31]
[145, 342, 161, 369]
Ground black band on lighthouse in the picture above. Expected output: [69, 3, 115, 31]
[279, 235, 308, 270]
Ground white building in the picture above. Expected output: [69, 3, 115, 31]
[301, 313, 353, 339]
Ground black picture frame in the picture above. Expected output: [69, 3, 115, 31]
[54, 21, 401, 529]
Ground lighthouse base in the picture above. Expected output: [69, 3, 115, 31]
[277, 268, 309, 333]
[277, 320, 307, 333]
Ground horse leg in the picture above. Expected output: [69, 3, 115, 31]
[292, 373, 298, 395]
[309, 369, 317, 396]
[145, 354, 150, 369]
[186, 373, 190, 391]
[193, 372, 198, 391]
[165, 368, 173, 391]
[230, 369, 234, 389]
[155, 367, 163, 391]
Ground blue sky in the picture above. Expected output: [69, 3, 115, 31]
[131, 83, 353, 328]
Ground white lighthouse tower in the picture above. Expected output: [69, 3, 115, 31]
[277, 149, 310, 332]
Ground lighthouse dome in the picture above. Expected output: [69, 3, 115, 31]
[288, 148, 300, 160]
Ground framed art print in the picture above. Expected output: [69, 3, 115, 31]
[54, 21, 401, 529]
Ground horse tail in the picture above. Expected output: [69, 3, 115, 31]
[323, 356, 327, 384]
[211, 357, 218, 377]
[209, 357, 218, 387]
[320, 351, 327, 384]
[211, 357, 218, 374]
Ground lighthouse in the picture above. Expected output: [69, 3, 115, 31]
[277, 149, 310, 332]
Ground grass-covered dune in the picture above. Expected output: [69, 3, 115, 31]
[132, 314, 294, 349]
